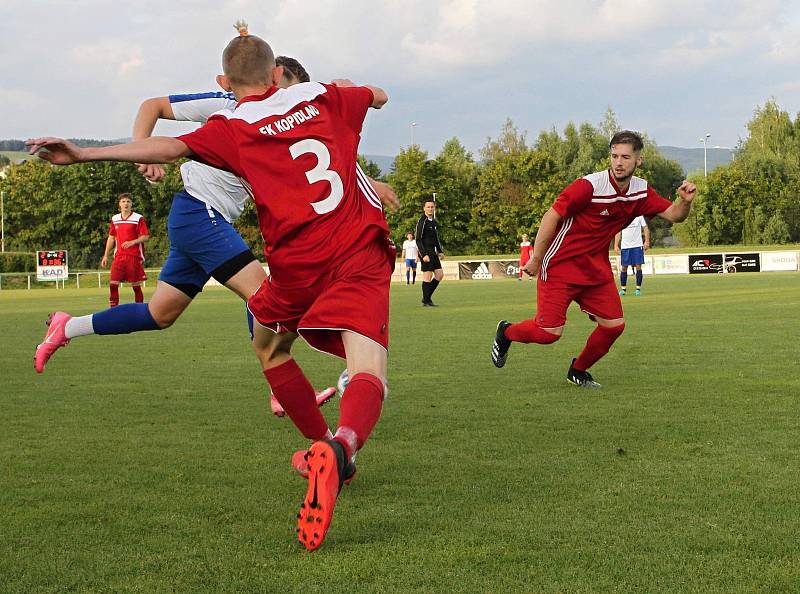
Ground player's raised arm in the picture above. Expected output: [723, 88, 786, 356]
[27, 136, 192, 166]
[133, 97, 175, 141]
[656, 181, 697, 223]
[132, 97, 176, 181]
[331, 79, 388, 109]
[365, 85, 388, 109]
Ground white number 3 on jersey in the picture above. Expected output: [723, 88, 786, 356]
[289, 139, 344, 214]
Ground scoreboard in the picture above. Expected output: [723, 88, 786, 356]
[36, 250, 69, 281]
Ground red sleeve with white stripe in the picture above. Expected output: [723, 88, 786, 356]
[108, 221, 116, 237]
[638, 187, 673, 217]
[178, 117, 244, 177]
[552, 178, 593, 218]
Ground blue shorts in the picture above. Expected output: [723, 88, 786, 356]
[620, 246, 645, 267]
[159, 191, 253, 296]
[405, 258, 417, 269]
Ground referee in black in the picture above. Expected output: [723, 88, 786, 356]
[415, 199, 444, 306]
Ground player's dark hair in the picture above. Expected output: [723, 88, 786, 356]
[118, 192, 132, 202]
[609, 130, 644, 152]
[276, 56, 310, 84]
[222, 34, 275, 86]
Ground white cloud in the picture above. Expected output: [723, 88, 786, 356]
[70, 42, 145, 79]
[0, 0, 799, 152]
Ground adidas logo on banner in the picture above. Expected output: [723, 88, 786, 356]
[471, 262, 493, 279]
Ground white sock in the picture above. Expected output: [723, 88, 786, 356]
[64, 315, 95, 339]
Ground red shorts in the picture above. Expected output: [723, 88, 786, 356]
[110, 255, 147, 283]
[248, 238, 395, 359]
[534, 277, 623, 328]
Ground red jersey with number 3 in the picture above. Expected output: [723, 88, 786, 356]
[109, 212, 148, 261]
[541, 170, 672, 285]
[178, 82, 388, 288]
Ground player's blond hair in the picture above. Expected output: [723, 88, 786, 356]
[223, 21, 275, 86]
[118, 192, 132, 203]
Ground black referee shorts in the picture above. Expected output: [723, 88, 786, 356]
[420, 252, 442, 272]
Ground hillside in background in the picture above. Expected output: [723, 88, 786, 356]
[655, 146, 735, 175]
[364, 146, 736, 179]
[362, 154, 395, 176]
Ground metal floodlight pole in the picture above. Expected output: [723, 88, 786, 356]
[432, 192, 437, 219]
[411, 122, 417, 146]
[700, 133, 711, 177]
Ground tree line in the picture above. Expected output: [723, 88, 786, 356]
[0, 104, 796, 271]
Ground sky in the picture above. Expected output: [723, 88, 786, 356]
[2, 0, 800, 158]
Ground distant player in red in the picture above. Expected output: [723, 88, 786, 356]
[518, 233, 533, 280]
[491, 131, 697, 387]
[101, 193, 149, 307]
[28, 31, 391, 551]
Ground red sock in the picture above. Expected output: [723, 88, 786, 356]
[335, 373, 384, 459]
[109, 284, 120, 307]
[263, 360, 329, 440]
[505, 320, 560, 344]
[574, 324, 625, 371]
[132, 285, 144, 303]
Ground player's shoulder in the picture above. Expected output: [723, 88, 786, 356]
[580, 170, 613, 195]
[628, 175, 649, 194]
[130, 211, 145, 222]
[227, 82, 328, 122]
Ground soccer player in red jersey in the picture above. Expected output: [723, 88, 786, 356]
[102, 193, 149, 307]
[491, 131, 697, 388]
[29, 32, 391, 551]
[518, 233, 533, 280]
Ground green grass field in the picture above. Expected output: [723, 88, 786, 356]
[2, 274, 799, 593]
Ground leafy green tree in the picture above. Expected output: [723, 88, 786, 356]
[762, 211, 791, 244]
[386, 145, 434, 246]
[357, 155, 384, 180]
[0, 160, 182, 268]
[472, 120, 560, 253]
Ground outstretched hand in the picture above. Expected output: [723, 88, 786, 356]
[369, 179, 400, 212]
[26, 137, 84, 165]
[138, 163, 166, 183]
[677, 181, 697, 203]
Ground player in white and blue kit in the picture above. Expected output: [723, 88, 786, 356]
[401, 232, 418, 284]
[36, 61, 335, 413]
[36, 58, 396, 407]
[614, 215, 650, 296]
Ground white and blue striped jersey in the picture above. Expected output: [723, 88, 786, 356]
[169, 92, 248, 222]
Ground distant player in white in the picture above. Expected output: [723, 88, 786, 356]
[614, 215, 650, 296]
[401, 231, 418, 284]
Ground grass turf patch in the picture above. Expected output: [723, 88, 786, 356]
[1, 273, 799, 593]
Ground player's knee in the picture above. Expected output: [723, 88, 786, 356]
[540, 329, 561, 344]
[147, 300, 184, 329]
[346, 372, 387, 400]
[603, 321, 625, 339]
[149, 307, 178, 329]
